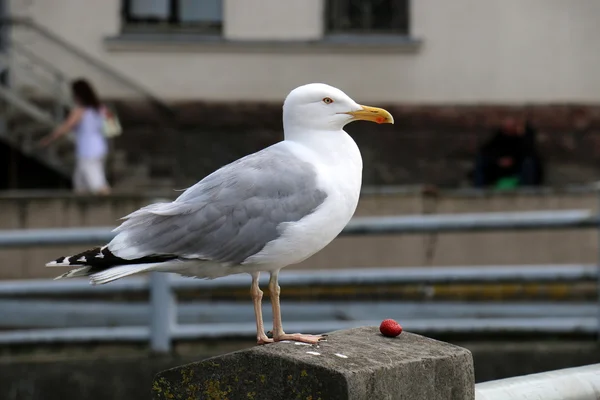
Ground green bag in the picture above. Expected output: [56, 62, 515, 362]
[495, 176, 520, 190]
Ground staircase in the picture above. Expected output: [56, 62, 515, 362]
[0, 18, 179, 191]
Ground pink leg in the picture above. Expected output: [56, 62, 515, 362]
[251, 272, 272, 345]
[268, 270, 326, 344]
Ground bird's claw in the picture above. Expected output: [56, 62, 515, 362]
[257, 336, 274, 345]
[261, 330, 326, 345]
[273, 333, 327, 345]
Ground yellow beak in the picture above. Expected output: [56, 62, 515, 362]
[345, 105, 394, 124]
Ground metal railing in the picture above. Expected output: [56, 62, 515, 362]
[475, 363, 600, 399]
[1, 17, 175, 118]
[0, 209, 596, 247]
[1, 209, 599, 352]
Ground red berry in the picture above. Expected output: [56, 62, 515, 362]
[379, 319, 403, 337]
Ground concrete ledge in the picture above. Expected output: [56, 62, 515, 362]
[104, 34, 422, 54]
[152, 326, 475, 400]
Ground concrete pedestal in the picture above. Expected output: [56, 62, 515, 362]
[152, 326, 475, 400]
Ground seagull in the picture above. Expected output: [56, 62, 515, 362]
[45, 83, 394, 345]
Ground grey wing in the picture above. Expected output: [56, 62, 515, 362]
[107, 145, 328, 265]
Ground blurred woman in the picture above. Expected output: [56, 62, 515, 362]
[40, 78, 111, 195]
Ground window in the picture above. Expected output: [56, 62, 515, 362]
[327, 0, 410, 35]
[122, 0, 222, 32]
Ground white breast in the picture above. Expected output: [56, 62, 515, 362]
[244, 130, 362, 270]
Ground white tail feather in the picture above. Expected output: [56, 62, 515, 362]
[89, 264, 159, 285]
[53, 266, 92, 280]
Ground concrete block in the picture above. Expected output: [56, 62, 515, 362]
[152, 326, 475, 400]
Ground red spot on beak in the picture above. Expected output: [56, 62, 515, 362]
[376, 117, 385, 124]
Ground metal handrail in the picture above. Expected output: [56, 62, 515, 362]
[10, 40, 68, 80]
[2, 46, 72, 117]
[0, 209, 595, 247]
[1, 318, 597, 346]
[0, 264, 595, 296]
[2, 300, 595, 329]
[0, 17, 176, 119]
[344, 209, 598, 234]
[0, 17, 184, 185]
[9, 41, 72, 100]
[1, 209, 599, 351]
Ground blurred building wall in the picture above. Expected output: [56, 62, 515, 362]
[8, 0, 600, 103]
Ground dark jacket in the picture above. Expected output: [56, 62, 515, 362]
[473, 122, 544, 186]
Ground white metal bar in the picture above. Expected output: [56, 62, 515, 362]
[0, 264, 595, 297]
[343, 210, 597, 235]
[0, 276, 149, 295]
[2, 300, 594, 328]
[0, 210, 595, 248]
[0, 226, 115, 247]
[0, 318, 595, 345]
[0, 326, 149, 344]
[169, 317, 599, 339]
[170, 264, 597, 290]
[475, 363, 600, 400]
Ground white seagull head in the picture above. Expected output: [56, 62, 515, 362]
[282, 83, 394, 133]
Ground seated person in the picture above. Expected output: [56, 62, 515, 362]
[472, 117, 544, 188]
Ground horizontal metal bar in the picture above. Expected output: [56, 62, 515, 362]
[343, 210, 598, 235]
[1, 300, 596, 329]
[0, 264, 595, 297]
[475, 363, 600, 400]
[0, 276, 149, 296]
[0, 326, 149, 344]
[172, 317, 598, 339]
[1, 317, 595, 344]
[0, 226, 116, 247]
[171, 264, 598, 290]
[0, 210, 594, 248]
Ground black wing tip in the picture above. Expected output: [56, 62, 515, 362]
[47, 246, 179, 273]
[47, 247, 106, 268]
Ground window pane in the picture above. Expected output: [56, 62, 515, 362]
[328, 0, 409, 34]
[130, 0, 170, 19]
[179, 0, 222, 23]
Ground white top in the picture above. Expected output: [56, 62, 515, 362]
[74, 108, 107, 159]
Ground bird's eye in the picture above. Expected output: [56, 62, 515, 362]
[322, 97, 334, 104]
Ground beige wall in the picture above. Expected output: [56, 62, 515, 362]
[8, 0, 600, 103]
[224, 0, 323, 41]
